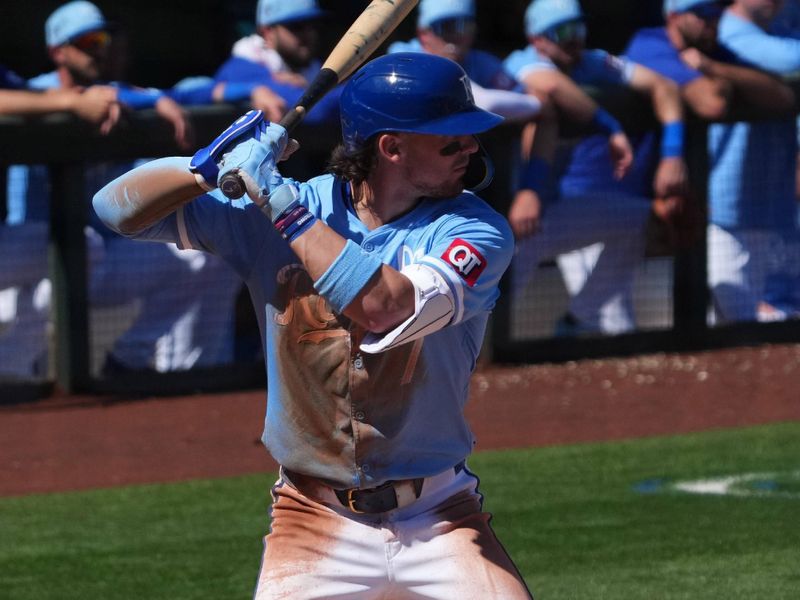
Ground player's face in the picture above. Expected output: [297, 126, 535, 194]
[399, 133, 480, 198]
[676, 4, 724, 52]
[418, 18, 477, 64]
[54, 30, 112, 85]
[532, 21, 586, 70]
[270, 21, 319, 70]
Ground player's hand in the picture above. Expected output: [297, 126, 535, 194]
[155, 96, 194, 151]
[680, 48, 710, 73]
[651, 190, 705, 250]
[508, 189, 542, 240]
[608, 132, 633, 180]
[653, 156, 689, 199]
[190, 110, 267, 190]
[67, 85, 121, 134]
[217, 122, 299, 208]
[249, 85, 287, 122]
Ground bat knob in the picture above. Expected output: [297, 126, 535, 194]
[219, 171, 246, 199]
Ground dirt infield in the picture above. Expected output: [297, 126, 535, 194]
[2, 343, 800, 497]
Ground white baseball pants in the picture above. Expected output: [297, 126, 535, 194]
[253, 467, 533, 599]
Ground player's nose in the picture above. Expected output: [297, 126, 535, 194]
[458, 135, 479, 155]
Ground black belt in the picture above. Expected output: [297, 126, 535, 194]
[333, 477, 425, 514]
[283, 462, 465, 515]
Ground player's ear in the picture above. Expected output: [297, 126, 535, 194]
[377, 133, 403, 162]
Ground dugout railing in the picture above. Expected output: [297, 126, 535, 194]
[1, 94, 799, 401]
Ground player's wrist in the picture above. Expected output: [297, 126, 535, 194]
[591, 107, 623, 136]
[660, 121, 684, 159]
[265, 184, 317, 243]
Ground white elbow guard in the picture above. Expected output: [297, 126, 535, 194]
[360, 264, 455, 354]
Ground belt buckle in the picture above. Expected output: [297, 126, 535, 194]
[346, 488, 365, 514]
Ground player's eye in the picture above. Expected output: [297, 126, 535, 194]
[430, 18, 476, 38]
[543, 21, 586, 45]
[440, 140, 464, 156]
[71, 30, 111, 52]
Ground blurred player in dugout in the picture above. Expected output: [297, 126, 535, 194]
[214, 0, 342, 126]
[0, 0, 241, 378]
[0, 62, 119, 378]
[504, 0, 690, 336]
[626, 0, 797, 325]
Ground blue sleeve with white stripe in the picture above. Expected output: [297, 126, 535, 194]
[573, 50, 635, 86]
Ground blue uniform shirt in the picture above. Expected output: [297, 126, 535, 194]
[1, 65, 26, 89]
[504, 46, 656, 199]
[628, 25, 797, 230]
[128, 170, 513, 488]
[215, 50, 341, 126]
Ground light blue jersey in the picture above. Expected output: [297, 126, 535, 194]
[709, 10, 798, 230]
[504, 47, 635, 88]
[130, 170, 513, 488]
[719, 8, 800, 75]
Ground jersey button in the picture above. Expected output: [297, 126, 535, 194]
[361, 464, 370, 473]
[354, 411, 366, 421]
[363, 242, 374, 252]
[353, 356, 364, 369]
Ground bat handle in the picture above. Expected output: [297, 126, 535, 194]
[217, 107, 311, 198]
[218, 69, 339, 199]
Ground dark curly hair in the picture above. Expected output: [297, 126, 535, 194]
[326, 140, 378, 185]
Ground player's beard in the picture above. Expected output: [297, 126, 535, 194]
[412, 174, 466, 199]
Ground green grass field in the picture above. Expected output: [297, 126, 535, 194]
[2, 422, 798, 599]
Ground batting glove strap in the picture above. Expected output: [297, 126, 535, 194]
[189, 109, 266, 190]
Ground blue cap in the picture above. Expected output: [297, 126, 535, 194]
[45, 1, 107, 47]
[418, 0, 476, 28]
[256, 0, 326, 27]
[663, 0, 720, 15]
[525, 0, 583, 36]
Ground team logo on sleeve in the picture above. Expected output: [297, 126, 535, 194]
[441, 239, 487, 287]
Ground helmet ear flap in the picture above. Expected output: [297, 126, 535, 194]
[463, 138, 494, 192]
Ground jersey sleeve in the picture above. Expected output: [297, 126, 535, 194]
[504, 47, 557, 83]
[624, 28, 703, 86]
[722, 27, 800, 75]
[579, 50, 636, 86]
[416, 199, 514, 325]
[127, 182, 281, 280]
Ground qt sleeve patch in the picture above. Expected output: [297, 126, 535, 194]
[441, 238, 487, 287]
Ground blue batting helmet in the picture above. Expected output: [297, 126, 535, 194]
[339, 52, 503, 155]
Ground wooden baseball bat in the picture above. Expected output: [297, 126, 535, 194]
[219, 0, 420, 199]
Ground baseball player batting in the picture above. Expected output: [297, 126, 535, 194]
[93, 52, 533, 598]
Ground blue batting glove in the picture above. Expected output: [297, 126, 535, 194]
[216, 122, 292, 211]
[189, 109, 266, 190]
